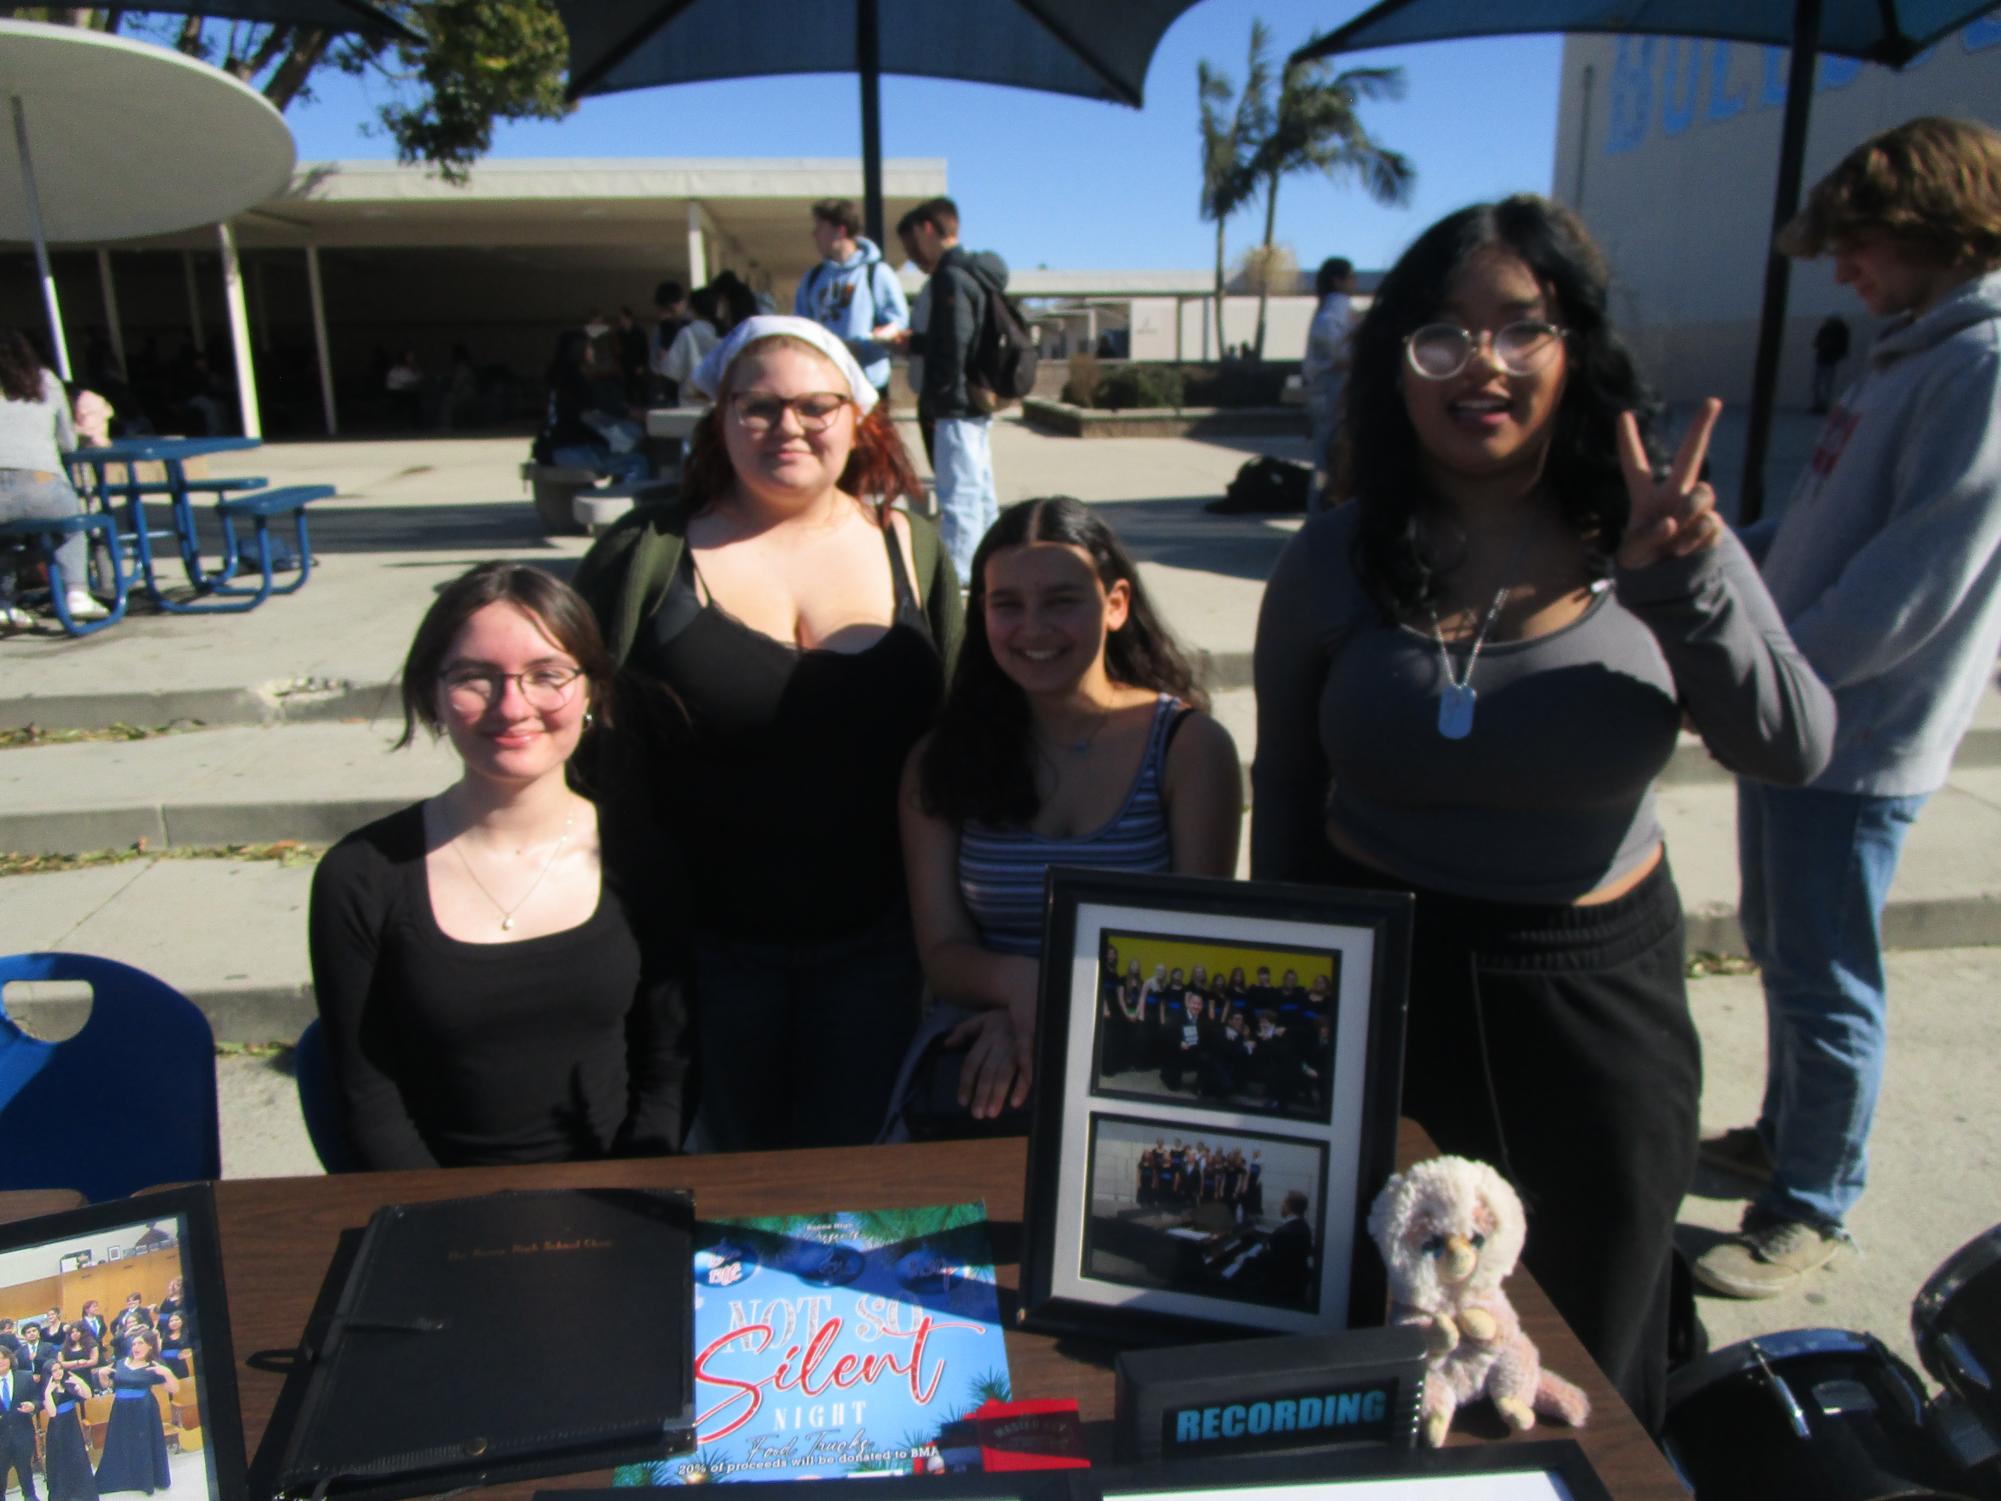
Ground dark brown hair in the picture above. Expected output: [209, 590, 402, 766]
[920, 496, 1204, 827]
[811, 197, 862, 237]
[910, 196, 960, 237]
[0, 329, 51, 404]
[1780, 116, 2001, 269]
[680, 334, 923, 512]
[397, 562, 614, 748]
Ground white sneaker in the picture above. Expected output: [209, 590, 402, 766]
[0, 604, 32, 629]
[63, 590, 110, 621]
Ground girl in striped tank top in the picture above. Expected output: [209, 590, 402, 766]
[900, 496, 1242, 1124]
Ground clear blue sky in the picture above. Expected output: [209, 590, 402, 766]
[280, 1, 1562, 276]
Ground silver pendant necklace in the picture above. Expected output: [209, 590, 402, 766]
[1425, 525, 1533, 741]
[452, 814, 575, 931]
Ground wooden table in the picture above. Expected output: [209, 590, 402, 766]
[196, 1131, 1686, 1499]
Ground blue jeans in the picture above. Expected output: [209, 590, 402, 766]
[1304, 380, 1343, 514]
[932, 415, 997, 586]
[0, 469, 91, 599]
[1737, 780, 1928, 1229]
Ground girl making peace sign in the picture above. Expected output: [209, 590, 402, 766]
[1251, 196, 1834, 1430]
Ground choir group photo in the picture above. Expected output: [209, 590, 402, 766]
[1083, 1118, 1324, 1313]
[1091, 934, 1340, 1123]
[0, 1218, 215, 1501]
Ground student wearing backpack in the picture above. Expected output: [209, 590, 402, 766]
[795, 197, 910, 407]
[908, 196, 1009, 584]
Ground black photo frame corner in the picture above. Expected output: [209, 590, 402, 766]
[1020, 868, 1413, 1345]
[0, 1183, 250, 1501]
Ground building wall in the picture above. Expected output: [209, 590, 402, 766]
[1551, 17, 2001, 403]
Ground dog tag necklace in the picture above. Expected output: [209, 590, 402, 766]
[1425, 529, 1531, 741]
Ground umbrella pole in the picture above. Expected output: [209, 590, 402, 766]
[859, 0, 885, 248]
[1738, 0, 1822, 525]
[9, 94, 73, 382]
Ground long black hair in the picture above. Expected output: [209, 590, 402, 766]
[1342, 194, 1660, 620]
[920, 496, 1203, 827]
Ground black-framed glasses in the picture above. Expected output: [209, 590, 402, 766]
[1403, 320, 1567, 380]
[442, 666, 584, 711]
[727, 391, 852, 434]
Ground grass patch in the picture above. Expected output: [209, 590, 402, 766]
[1686, 951, 1760, 978]
[0, 839, 325, 877]
[0, 722, 198, 751]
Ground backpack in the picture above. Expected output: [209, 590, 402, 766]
[962, 261, 1038, 413]
[1206, 456, 1312, 514]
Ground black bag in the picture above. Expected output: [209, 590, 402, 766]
[1206, 456, 1312, 514]
[964, 262, 1039, 413]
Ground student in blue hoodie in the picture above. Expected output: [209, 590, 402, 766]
[1697, 116, 2001, 1299]
[793, 197, 910, 407]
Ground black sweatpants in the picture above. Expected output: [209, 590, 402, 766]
[1327, 848, 1699, 1435]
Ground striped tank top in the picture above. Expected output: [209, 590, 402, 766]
[958, 694, 1184, 957]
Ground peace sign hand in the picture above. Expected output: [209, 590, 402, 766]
[1617, 397, 1725, 571]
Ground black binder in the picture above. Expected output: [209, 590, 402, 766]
[274, 1188, 696, 1500]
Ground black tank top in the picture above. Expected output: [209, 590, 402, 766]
[637, 519, 941, 942]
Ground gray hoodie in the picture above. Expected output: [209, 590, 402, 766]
[1744, 269, 2001, 796]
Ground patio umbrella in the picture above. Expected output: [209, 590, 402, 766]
[0, 2, 419, 40]
[1, 19, 296, 382]
[1291, 0, 1999, 522]
[557, 0, 1204, 248]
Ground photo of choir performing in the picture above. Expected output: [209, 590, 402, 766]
[0, 1217, 219, 1501]
[1091, 932, 1339, 1123]
[1082, 1117, 1325, 1313]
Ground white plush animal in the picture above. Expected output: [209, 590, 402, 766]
[1367, 1155, 1591, 1446]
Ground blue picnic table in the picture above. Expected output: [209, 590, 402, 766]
[63, 436, 333, 614]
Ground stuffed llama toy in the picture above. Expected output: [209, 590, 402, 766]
[1366, 1155, 1591, 1446]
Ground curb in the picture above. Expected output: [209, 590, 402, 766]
[0, 679, 397, 734]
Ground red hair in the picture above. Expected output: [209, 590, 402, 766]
[681, 337, 924, 519]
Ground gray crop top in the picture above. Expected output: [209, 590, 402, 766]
[1250, 503, 1835, 903]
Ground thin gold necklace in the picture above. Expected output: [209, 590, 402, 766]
[452, 814, 575, 932]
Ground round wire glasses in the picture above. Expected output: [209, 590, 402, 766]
[443, 666, 584, 712]
[727, 391, 853, 434]
[1403, 320, 1567, 381]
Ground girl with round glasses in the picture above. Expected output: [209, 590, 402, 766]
[309, 561, 691, 1168]
[1251, 195, 1834, 1430]
[576, 315, 961, 1152]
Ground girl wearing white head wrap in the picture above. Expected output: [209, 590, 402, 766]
[573, 314, 964, 1154]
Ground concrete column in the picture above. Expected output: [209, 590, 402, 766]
[685, 200, 708, 288]
[306, 244, 337, 436]
[217, 222, 261, 439]
[96, 249, 127, 379]
[182, 251, 206, 354]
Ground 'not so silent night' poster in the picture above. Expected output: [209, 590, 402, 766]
[616, 1203, 1012, 1484]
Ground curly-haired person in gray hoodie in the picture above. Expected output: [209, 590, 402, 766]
[1697, 116, 2001, 1299]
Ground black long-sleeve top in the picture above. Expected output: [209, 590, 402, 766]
[308, 803, 690, 1169]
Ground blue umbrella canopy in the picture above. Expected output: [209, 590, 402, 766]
[1291, 0, 2000, 521]
[557, 0, 1203, 244]
[562, 0, 1200, 103]
[1293, 0, 1986, 67]
[0, 1, 420, 40]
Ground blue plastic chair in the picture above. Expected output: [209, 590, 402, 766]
[292, 1018, 359, 1174]
[0, 953, 221, 1200]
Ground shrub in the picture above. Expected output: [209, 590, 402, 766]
[1095, 363, 1186, 411]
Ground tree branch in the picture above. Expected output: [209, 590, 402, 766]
[264, 29, 331, 111]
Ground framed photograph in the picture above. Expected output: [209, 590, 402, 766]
[1101, 1440, 1614, 1500]
[1022, 870, 1412, 1342]
[0, 1184, 248, 1501]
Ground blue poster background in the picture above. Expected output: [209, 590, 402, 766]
[616, 1203, 1011, 1485]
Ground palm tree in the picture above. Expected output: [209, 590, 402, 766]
[1196, 26, 1269, 360]
[1244, 38, 1416, 360]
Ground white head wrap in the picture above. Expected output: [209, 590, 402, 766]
[688, 315, 879, 414]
